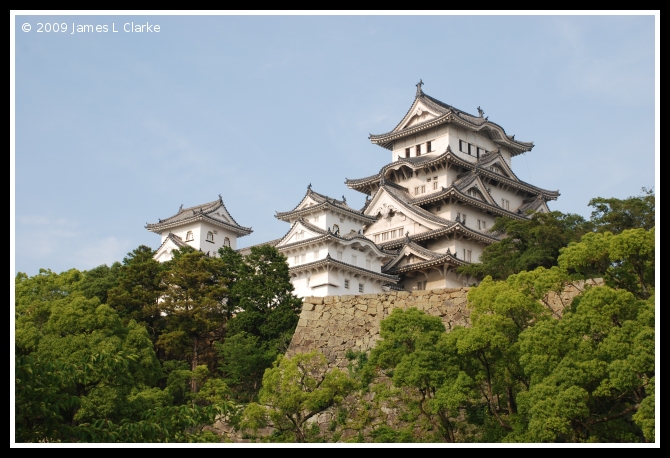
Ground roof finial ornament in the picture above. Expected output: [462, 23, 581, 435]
[218, 193, 222, 201]
[179, 204, 183, 212]
[342, 195, 346, 203]
[416, 79, 424, 96]
[477, 106, 484, 118]
[307, 183, 312, 190]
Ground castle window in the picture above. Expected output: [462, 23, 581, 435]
[414, 187, 420, 195]
[405, 148, 410, 158]
[186, 231, 194, 242]
[462, 214, 467, 225]
[421, 185, 426, 193]
[408, 171, 413, 178]
[359, 283, 364, 293]
[314, 215, 319, 222]
[501, 199, 510, 210]
[468, 144, 472, 155]
[436, 205, 442, 212]
[427, 177, 431, 183]
[374, 234, 380, 243]
[333, 224, 339, 234]
[477, 147, 481, 158]
[206, 231, 214, 243]
[416, 144, 421, 156]
[427, 141, 432, 152]
[223, 237, 231, 247]
[477, 219, 481, 230]
[344, 279, 350, 289]
[482, 221, 487, 229]
[466, 250, 472, 262]
[459, 140, 464, 152]
[416, 280, 427, 290]
[294, 255, 299, 264]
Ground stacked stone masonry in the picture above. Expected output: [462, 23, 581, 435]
[287, 280, 603, 369]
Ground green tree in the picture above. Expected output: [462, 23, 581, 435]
[78, 263, 122, 305]
[458, 211, 590, 280]
[216, 332, 275, 402]
[558, 228, 655, 299]
[158, 247, 229, 392]
[241, 351, 357, 442]
[217, 244, 301, 400]
[365, 308, 473, 443]
[515, 288, 654, 442]
[588, 187, 655, 234]
[107, 245, 165, 339]
[15, 268, 83, 354]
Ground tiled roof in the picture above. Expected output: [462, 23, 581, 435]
[146, 196, 252, 236]
[517, 195, 548, 215]
[289, 254, 399, 283]
[276, 218, 395, 258]
[346, 149, 559, 200]
[276, 187, 376, 223]
[382, 239, 467, 274]
[154, 232, 188, 253]
[369, 88, 534, 154]
[377, 223, 500, 250]
[377, 182, 456, 227]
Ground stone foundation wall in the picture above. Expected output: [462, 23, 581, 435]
[287, 288, 472, 369]
[287, 279, 603, 369]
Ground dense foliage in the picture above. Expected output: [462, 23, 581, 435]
[14, 244, 300, 443]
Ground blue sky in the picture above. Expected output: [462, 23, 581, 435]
[12, 13, 658, 276]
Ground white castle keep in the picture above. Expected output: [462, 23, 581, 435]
[147, 82, 559, 298]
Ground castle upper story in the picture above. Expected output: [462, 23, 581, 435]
[368, 80, 534, 169]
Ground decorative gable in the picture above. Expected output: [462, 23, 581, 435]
[396, 101, 441, 131]
[462, 177, 496, 206]
[275, 220, 324, 248]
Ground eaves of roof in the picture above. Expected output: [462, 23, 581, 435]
[289, 254, 399, 283]
[146, 213, 253, 236]
[383, 252, 467, 274]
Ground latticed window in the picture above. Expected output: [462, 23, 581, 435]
[186, 231, 194, 241]
[344, 279, 350, 289]
[223, 237, 231, 247]
[206, 232, 214, 242]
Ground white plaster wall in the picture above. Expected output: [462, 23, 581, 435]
[392, 126, 447, 161]
[290, 269, 386, 298]
[485, 185, 527, 213]
[160, 221, 239, 256]
[442, 204, 494, 230]
[324, 212, 362, 236]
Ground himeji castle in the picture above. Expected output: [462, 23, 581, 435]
[147, 82, 559, 297]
